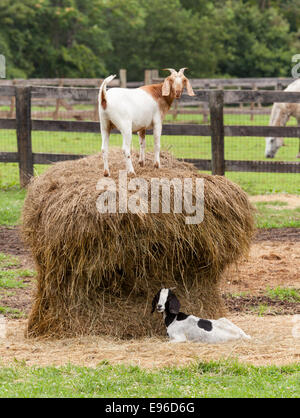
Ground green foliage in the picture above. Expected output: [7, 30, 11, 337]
[266, 286, 300, 302]
[211, 1, 294, 77]
[0, 0, 298, 79]
[0, 0, 111, 78]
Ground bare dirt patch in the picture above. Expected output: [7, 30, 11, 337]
[224, 295, 300, 315]
[0, 286, 33, 318]
[0, 227, 29, 257]
[254, 228, 300, 242]
[223, 240, 300, 295]
[0, 315, 299, 368]
[249, 194, 300, 210]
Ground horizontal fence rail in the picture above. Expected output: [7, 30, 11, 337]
[3, 85, 300, 103]
[152, 77, 294, 89]
[0, 85, 300, 186]
[1, 119, 300, 139]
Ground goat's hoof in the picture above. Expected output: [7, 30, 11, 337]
[139, 160, 145, 167]
[103, 170, 110, 177]
[127, 170, 136, 177]
[154, 162, 160, 169]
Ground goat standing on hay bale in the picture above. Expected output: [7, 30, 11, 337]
[98, 68, 195, 176]
[152, 288, 251, 343]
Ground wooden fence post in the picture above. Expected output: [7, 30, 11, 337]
[202, 82, 210, 123]
[8, 80, 17, 118]
[151, 69, 159, 80]
[209, 90, 225, 176]
[16, 86, 33, 187]
[144, 69, 152, 85]
[120, 69, 127, 88]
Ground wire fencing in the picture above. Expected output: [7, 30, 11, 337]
[0, 82, 299, 194]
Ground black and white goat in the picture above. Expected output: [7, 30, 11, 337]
[151, 288, 251, 343]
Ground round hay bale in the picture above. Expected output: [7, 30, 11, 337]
[22, 149, 255, 339]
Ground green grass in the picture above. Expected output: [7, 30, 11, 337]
[0, 253, 20, 268]
[257, 201, 288, 207]
[0, 360, 299, 398]
[0, 305, 22, 317]
[266, 287, 300, 303]
[0, 270, 29, 289]
[253, 202, 300, 228]
[0, 188, 26, 226]
[226, 172, 299, 195]
[0, 253, 34, 289]
[0, 253, 32, 318]
[249, 304, 270, 317]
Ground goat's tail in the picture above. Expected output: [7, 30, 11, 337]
[99, 74, 116, 110]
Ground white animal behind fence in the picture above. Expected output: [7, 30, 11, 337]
[265, 78, 300, 158]
[151, 288, 251, 343]
[98, 68, 195, 177]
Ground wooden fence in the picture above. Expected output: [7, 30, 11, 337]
[0, 74, 294, 122]
[153, 75, 295, 123]
[0, 70, 143, 120]
[0, 85, 299, 187]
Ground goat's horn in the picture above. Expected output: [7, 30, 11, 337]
[178, 67, 188, 75]
[162, 68, 177, 75]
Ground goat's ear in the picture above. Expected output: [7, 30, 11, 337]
[151, 292, 160, 314]
[185, 78, 195, 96]
[168, 291, 180, 314]
[162, 78, 171, 96]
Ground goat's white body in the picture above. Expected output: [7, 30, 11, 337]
[101, 87, 161, 132]
[167, 315, 251, 344]
[99, 75, 164, 175]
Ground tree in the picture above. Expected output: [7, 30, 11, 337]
[0, 0, 112, 78]
[212, 1, 294, 77]
[102, 0, 218, 80]
[0, 0, 298, 79]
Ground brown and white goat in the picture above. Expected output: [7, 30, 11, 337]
[98, 68, 195, 176]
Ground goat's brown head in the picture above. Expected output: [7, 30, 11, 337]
[162, 68, 195, 99]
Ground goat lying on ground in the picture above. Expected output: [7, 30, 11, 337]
[98, 68, 195, 176]
[151, 288, 251, 343]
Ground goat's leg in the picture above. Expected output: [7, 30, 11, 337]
[121, 128, 135, 175]
[138, 129, 146, 167]
[100, 118, 111, 177]
[153, 122, 162, 169]
[169, 334, 187, 343]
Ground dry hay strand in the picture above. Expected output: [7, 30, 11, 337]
[21, 149, 255, 339]
[2, 315, 298, 368]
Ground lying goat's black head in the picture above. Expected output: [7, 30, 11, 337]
[151, 288, 180, 315]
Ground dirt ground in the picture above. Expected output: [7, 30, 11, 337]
[0, 315, 299, 368]
[249, 194, 300, 210]
[0, 225, 299, 368]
